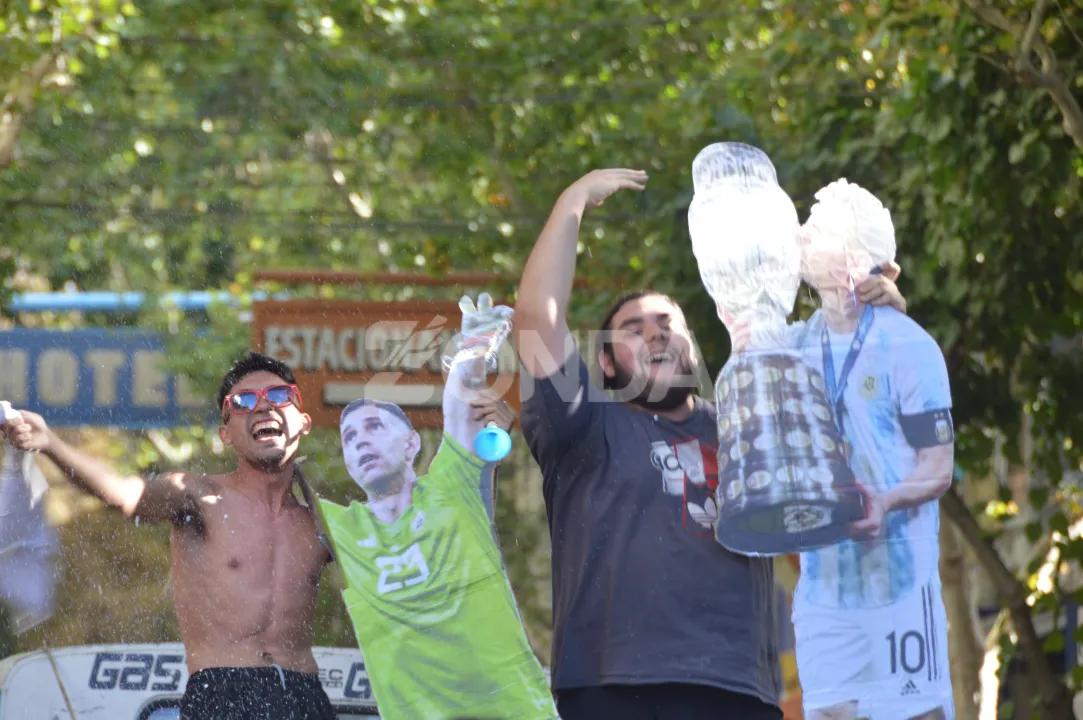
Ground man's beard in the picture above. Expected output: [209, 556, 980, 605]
[611, 353, 698, 411]
[252, 448, 289, 471]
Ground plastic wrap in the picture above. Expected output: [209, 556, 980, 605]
[441, 293, 513, 377]
[688, 142, 800, 351]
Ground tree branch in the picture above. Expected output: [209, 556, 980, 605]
[961, 0, 1083, 151]
[0, 52, 59, 170]
[1018, 0, 1053, 72]
[941, 486, 1074, 716]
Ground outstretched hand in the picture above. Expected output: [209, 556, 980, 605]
[565, 169, 649, 210]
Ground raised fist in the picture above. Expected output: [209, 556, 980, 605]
[1, 403, 51, 453]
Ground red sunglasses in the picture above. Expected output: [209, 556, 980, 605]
[223, 384, 304, 416]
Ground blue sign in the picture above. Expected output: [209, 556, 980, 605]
[0, 329, 213, 428]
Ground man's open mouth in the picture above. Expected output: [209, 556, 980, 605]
[357, 452, 379, 468]
[251, 420, 284, 441]
[648, 351, 676, 366]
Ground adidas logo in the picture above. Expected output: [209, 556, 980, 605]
[900, 680, 920, 696]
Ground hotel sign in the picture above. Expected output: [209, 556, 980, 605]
[0, 329, 208, 428]
[251, 300, 521, 430]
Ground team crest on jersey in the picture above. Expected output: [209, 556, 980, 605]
[936, 417, 951, 444]
[411, 511, 425, 533]
[859, 375, 878, 399]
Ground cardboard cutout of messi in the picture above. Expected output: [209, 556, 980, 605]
[792, 180, 956, 720]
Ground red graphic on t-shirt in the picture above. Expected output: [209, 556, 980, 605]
[649, 438, 720, 536]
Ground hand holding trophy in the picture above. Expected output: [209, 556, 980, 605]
[688, 143, 864, 556]
[443, 293, 515, 462]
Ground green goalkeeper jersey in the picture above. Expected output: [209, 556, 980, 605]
[317, 434, 556, 720]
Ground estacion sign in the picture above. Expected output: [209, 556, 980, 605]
[251, 299, 520, 430]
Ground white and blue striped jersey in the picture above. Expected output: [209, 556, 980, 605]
[794, 305, 953, 610]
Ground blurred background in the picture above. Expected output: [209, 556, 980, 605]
[2, 1, 1083, 718]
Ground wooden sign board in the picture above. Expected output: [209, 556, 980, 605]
[251, 299, 521, 430]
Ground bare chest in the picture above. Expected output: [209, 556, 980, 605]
[177, 497, 325, 589]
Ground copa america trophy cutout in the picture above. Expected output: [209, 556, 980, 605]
[688, 142, 864, 556]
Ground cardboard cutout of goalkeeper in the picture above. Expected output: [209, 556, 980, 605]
[306, 294, 557, 720]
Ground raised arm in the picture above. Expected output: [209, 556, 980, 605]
[2, 409, 199, 524]
[514, 169, 648, 378]
[442, 293, 514, 453]
[443, 351, 491, 453]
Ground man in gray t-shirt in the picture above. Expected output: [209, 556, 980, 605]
[514, 169, 907, 720]
[521, 343, 782, 719]
[514, 168, 782, 720]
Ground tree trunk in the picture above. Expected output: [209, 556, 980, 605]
[941, 519, 984, 720]
[941, 488, 1075, 719]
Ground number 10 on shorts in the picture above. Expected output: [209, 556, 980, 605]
[885, 630, 926, 675]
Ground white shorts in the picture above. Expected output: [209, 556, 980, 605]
[793, 581, 954, 720]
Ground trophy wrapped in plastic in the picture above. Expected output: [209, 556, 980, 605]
[688, 143, 864, 555]
[442, 294, 514, 462]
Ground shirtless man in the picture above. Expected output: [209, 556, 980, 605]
[2, 352, 334, 720]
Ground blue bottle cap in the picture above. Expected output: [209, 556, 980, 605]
[474, 425, 512, 463]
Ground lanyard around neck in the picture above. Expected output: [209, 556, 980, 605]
[820, 304, 875, 426]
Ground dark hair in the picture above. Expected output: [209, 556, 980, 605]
[340, 398, 415, 433]
[217, 352, 297, 416]
[597, 291, 682, 390]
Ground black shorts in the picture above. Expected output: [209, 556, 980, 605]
[180, 666, 335, 720]
[555, 683, 783, 720]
